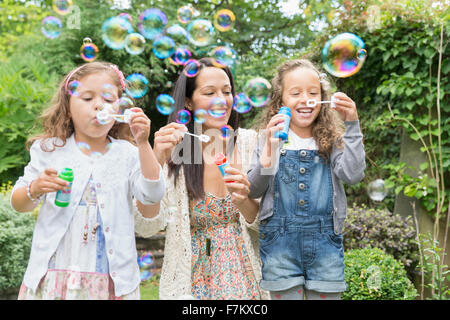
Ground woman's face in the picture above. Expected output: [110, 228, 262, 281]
[187, 66, 234, 131]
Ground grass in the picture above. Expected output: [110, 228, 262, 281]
[139, 274, 160, 300]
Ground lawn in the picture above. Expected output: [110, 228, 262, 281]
[139, 274, 160, 300]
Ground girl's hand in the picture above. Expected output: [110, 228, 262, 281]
[30, 168, 68, 199]
[332, 92, 359, 122]
[153, 122, 188, 166]
[223, 166, 251, 206]
[260, 113, 285, 168]
[129, 107, 151, 146]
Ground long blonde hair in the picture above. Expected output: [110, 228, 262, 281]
[262, 59, 344, 159]
[27, 61, 133, 151]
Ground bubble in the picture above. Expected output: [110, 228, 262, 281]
[243, 77, 272, 107]
[101, 83, 117, 102]
[125, 73, 149, 99]
[41, 16, 62, 39]
[210, 46, 237, 68]
[193, 109, 207, 124]
[96, 110, 113, 125]
[138, 8, 168, 40]
[213, 9, 235, 32]
[80, 38, 98, 62]
[176, 110, 191, 124]
[155, 94, 175, 115]
[52, 0, 72, 15]
[220, 125, 233, 140]
[183, 59, 201, 77]
[166, 24, 188, 43]
[152, 35, 175, 59]
[322, 33, 367, 78]
[76, 142, 91, 154]
[118, 12, 133, 23]
[101, 16, 133, 50]
[177, 5, 195, 24]
[168, 47, 191, 66]
[138, 251, 156, 281]
[67, 80, 82, 96]
[117, 96, 134, 115]
[367, 179, 387, 201]
[208, 97, 228, 118]
[187, 19, 215, 47]
[232, 93, 252, 114]
[125, 32, 146, 55]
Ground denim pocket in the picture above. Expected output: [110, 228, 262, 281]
[325, 231, 343, 249]
[259, 227, 281, 248]
[280, 162, 297, 184]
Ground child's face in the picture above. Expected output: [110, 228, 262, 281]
[281, 67, 322, 131]
[69, 72, 119, 141]
[187, 67, 234, 131]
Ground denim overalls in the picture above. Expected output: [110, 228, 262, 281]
[259, 148, 346, 293]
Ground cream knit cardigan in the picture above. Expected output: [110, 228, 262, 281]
[134, 128, 269, 300]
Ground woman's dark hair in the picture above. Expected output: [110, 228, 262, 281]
[168, 57, 239, 200]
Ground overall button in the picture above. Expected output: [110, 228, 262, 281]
[299, 167, 306, 174]
[299, 183, 305, 190]
[280, 148, 286, 155]
[260, 233, 265, 239]
[300, 150, 307, 157]
[298, 199, 305, 206]
[261, 220, 268, 225]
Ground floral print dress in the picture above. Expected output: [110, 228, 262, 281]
[189, 192, 261, 300]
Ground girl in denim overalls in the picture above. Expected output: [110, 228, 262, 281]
[248, 59, 366, 300]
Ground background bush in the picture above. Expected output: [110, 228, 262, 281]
[0, 193, 35, 294]
[342, 204, 419, 279]
[343, 247, 418, 300]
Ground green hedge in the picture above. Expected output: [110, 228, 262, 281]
[0, 194, 35, 294]
[343, 247, 418, 300]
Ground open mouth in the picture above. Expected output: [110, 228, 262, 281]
[295, 107, 314, 116]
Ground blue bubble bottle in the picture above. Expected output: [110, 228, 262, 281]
[275, 106, 291, 141]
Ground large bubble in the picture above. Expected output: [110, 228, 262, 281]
[152, 35, 175, 59]
[243, 77, 272, 107]
[208, 97, 228, 118]
[168, 47, 192, 66]
[233, 93, 252, 114]
[125, 32, 146, 55]
[213, 9, 235, 32]
[138, 8, 168, 40]
[367, 179, 387, 201]
[165, 24, 189, 43]
[210, 46, 237, 68]
[177, 5, 195, 24]
[41, 16, 62, 39]
[187, 19, 215, 47]
[155, 94, 175, 115]
[80, 37, 98, 62]
[125, 73, 149, 99]
[322, 32, 367, 78]
[101, 16, 133, 50]
[53, 0, 72, 15]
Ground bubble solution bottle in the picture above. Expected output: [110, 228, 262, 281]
[54, 168, 74, 207]
[274, 106, 291, 141]
[214, 153, 235, 183]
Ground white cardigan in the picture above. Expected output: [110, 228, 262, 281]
[12, 134, 165, 297]
[134, 128, 269, 300]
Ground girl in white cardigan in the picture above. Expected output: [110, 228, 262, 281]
[135, 58, 268, 300]
[11, 62, 165, 299]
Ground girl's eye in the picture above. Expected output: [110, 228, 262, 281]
[82, 97, 92, 101]
[224, 91, 232, 95]
[310, 92, 319, 95]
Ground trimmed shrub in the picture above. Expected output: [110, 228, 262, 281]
[343, 247, 418, 300]
[0, 194, 35, 294]
[342, 204, 418, 278]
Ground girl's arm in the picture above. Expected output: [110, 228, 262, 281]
[129, 108, 166, 205]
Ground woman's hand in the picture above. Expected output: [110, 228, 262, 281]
[153, 122, 188, 166]
[30, 168, 68, 199]
[260, 113, 285, 168]
[223, 166, 251, 206]
[332, 92, 359, 122]
[129, 107, 151, 146]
